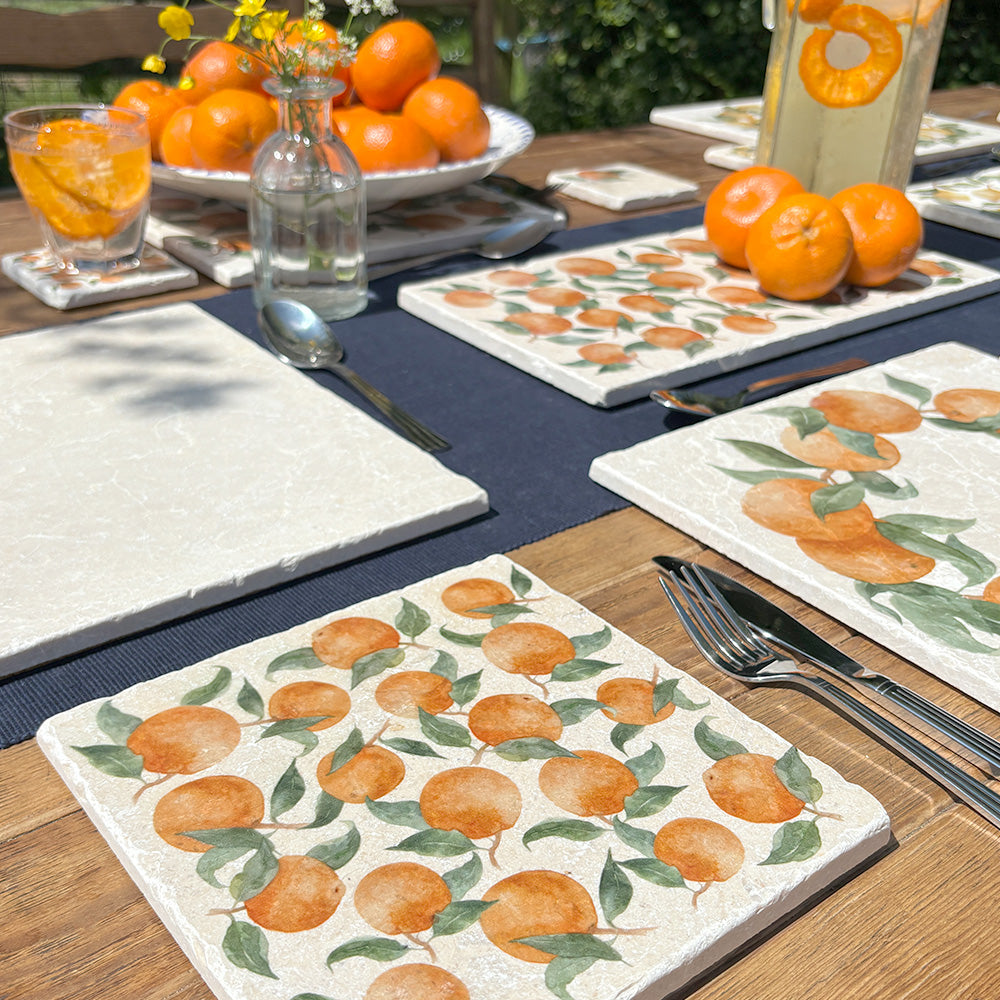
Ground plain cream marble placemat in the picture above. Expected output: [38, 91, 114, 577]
[1, 303, 487, 678]
[38, 553, 889, 1000]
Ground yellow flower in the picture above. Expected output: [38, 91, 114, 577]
[251, 10, 288, 42]
[233, 0, 268, 15]
[142, 54, 167, 74]
[157, 5, 194, 41]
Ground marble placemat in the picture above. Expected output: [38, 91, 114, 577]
[397, 223, 1000, 407]
[590, 341, 1000, 711]
[1, 303, 487, 678]
[37, 552, 890, 1000]
[908, 166, 1000, 239]
[545, 163, 698, 211]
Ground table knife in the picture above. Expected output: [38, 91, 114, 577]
[653, 554, 1000, 777]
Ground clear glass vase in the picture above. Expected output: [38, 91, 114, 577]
[250, 77, 367, 321]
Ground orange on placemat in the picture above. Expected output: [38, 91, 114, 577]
[402, 77, 490, 162]
[352, 19, 441, 111]
[9, 118, 150, 240]
[830, 182, 923, 287]
[703, 165, 804, 270]
[275, 17, 353, 103]
[159, 105, 201, 168]
[179, 39, 269, 105]
[799, 4, 903, 108]
[744, 191, 853, 301]
[336, 109, 439, 172]
[113, 79, 185, 162]
[189, 89, 277, 172]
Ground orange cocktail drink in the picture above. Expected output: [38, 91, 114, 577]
[757, 0, 951, 196]
[4, 104, 151, 271]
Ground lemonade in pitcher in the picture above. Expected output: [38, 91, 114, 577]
[757, 0, 951, 196]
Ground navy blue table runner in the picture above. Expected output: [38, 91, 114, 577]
[3, 206, 999, 748]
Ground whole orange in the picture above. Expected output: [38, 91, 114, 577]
[745, 191, 853, 300]
[338, 109, 439, 173]
[352, 19, 441, 112]
[159, 105, 201, 168]
[179, 40, 269, 105]
[704, 165, 804, 269]
[402, 76, 490, 162]
[113, 79, 185, 162]
[830, 182, 922, 286]
[190, 89, 277, 172]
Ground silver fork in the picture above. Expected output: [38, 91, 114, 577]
[659, 566, 1000, 830]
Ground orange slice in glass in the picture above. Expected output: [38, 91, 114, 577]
[790, 0, 842, 23]
[10, 118, 150, 240]
[799, 4, 904, 109]
[879, 0, 946, 27]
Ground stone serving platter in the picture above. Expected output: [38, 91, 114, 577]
[38, 553, 890, 1000]
[0, 303, 487, 679]
[396, 223, 1000, 407]
[590, 341, 1000, 712]
[649, 98, 1000, 166]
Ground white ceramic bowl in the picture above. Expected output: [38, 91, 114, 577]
[150, 105, 534, 212]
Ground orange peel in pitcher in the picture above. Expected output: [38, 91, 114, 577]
[799, 4, 903, 108]
[789, 0, 842, 23]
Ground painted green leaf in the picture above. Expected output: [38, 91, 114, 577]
[694, 718, 748, 760]
[326, 937, 409, 965]
[626, 742, 665, 785]
[429, 648, 460, 681]
[522, 819, 604, 848]
[828, 425, 884, 459]
[889, 593, 999, 653]
[617, 856, 685, 888]
[650, 678, 679, 716]
[760, 819, 821, 865]
[515, 933, 622, 962]
[612, 817, 656, 857]
[610, 723, 643, 753]
[623, 784, 686, 819]
[545, 956, 598, 1000]
[290, 994, 339, 1000]
[599, 852, 632, 926]
[185, 827, 266, 853]
[883, 373, 932, 406]
[324, 730, 364, 778]
[234, 839, 280, 902]
[365, 797, 429, 830]
[811, 481, 867, 519]
[489, 606, 536, 627]
[493, 737, 578, 761]
[849, 471, 919, 500]
[380, 736, 445, 758]
[432, 899, 497, 937]
[396, 598, 431, 638]
[72, 744, 144, 779]
[667, 684, 710, 712]
[712, 466, 819, 485]
[439, 627, 487, 647]
[261, 717, 326, 739]
[876, 522, 989, 586]
[270, 759, 305, 819]
[879, 513, 977, 534]
[308, 823, 360, 871]
[236, 679, 265, 719]
[419, 708, 471, 748]
[442, 854, 483, 899]
[571, 626, 612, 657]
[763, 405, 828, 439]
[181, 666, 231, 705]
[773, 746, 821, 805]
[511, 565, 533, 597]
[196, 845, 250, 888]
[222, 920, 278, 979]
[389, 828, 477, 857]
[265, 647, 325, 677]
[925, 414, 1000, 433]
[449, 670, 483, 706]
[551, 658, 619, 682]
[720, 439, 817, 468]
[551, 698, 607, 725]
[351, 648, 406, 689]
[302, 791, 343, 828]
[95, 701, 141, 744]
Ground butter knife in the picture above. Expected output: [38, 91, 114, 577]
[653, 554, 1000, 777]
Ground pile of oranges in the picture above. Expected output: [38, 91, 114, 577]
[703, 165, 923, 301]
[113, 19, 490, 175]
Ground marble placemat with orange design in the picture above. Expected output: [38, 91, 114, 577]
[396, 223, 1000, 407]
[144, 182, 566, 288]
[37, 552, 890, 1000]
[907, 166, 1000, 239]
[590, 341, 1000, 711]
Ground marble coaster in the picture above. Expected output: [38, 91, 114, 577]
[38, 552, 890, 1000]
[590, 341, 1000, 712]
[1, 303, 487, 678]
[545, 163, 698, 211]
[1, 245, 197, 310]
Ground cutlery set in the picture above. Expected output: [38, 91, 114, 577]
[656, 557, 1000, 829]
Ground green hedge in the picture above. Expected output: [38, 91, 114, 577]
[507, 0, 1000, 134]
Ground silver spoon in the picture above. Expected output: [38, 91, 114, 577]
[367, 216, 561, 281]
[650, 357, 869, 417]
[259, 299, 449, 452]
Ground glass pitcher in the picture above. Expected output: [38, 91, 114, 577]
[757, 0, 951, 196]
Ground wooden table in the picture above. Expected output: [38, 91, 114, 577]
[4, 86, 1000, 1000]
